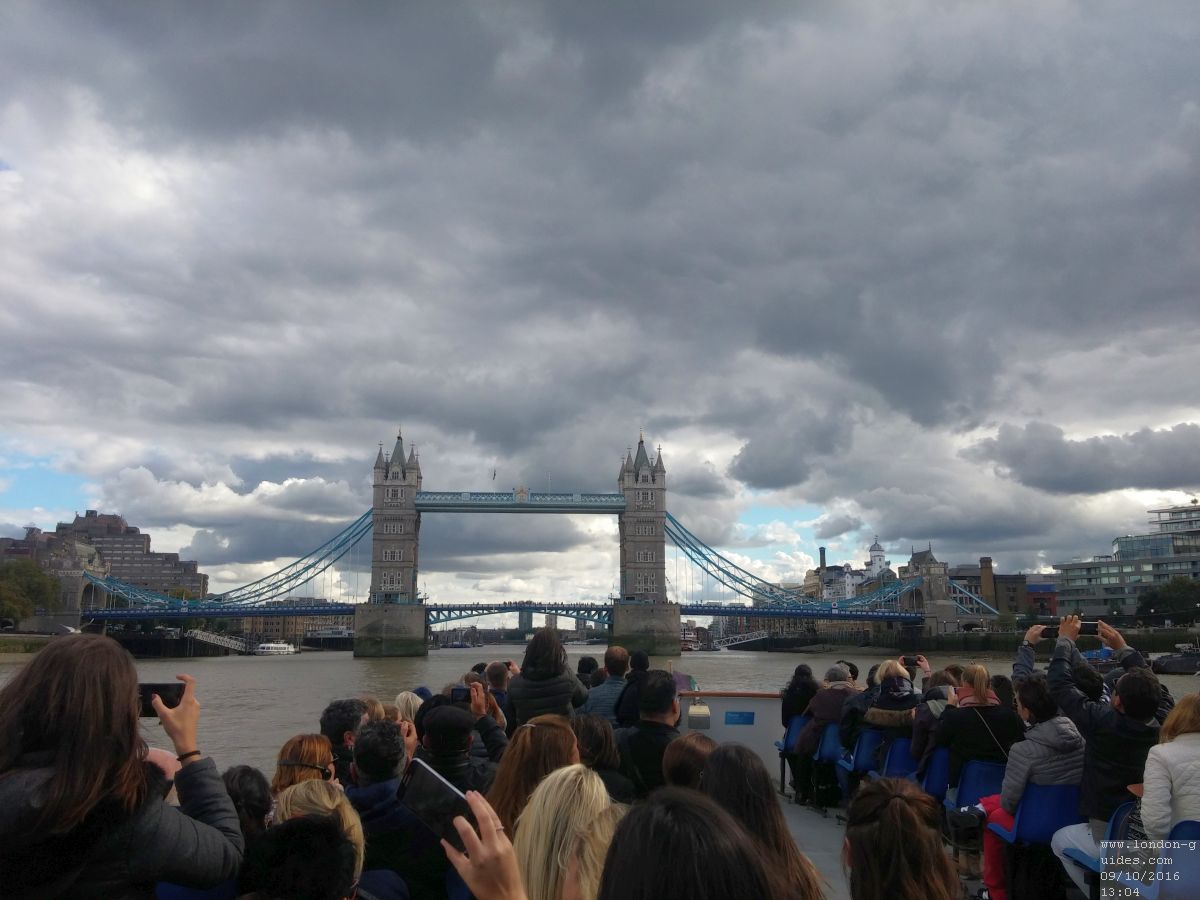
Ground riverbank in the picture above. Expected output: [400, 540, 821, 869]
[0, 632, 54, 659]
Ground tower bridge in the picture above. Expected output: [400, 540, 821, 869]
[81, 428, 998, 656]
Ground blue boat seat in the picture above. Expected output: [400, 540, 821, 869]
[918, 746, 951, 802]
[813, 723, 842, 764]
[944, 759, 1006, 811]
[837, 728, 885, 774]
[775, 714, 810, 794]
[987, 783, 1084, 845]
[867, 736, 920, 780]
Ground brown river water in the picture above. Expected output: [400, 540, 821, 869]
[1, 646, 1195, 775]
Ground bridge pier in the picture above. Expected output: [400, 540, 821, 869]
[353, 604, 428, 657]
[610, 601, 680, 657]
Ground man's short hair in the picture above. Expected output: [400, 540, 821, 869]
[470, 662, 488, 675]
[1073, 663, 1105, 702]
[484, 660, 510, 689]
[605, 646, 630, 678]
[630, 650, 650, 672]
[825, 665, 851, 683]
[1116, 668, 1161, 721]
[319, 698, 368, 746]
[639, 670, 678, 716]
[353, 720, 406, 783]
[422, 705, 474, 755]
[1016, 674, 1058, 723]
[242, 814, 357, 900]
[836, 660, 859, 681]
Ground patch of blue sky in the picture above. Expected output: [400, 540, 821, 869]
[725, 502, 825, 563]
[0, 451, 89, 516]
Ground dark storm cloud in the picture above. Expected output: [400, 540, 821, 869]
[966, 423, 1200, 495]
[1, 1, 1199, 585]
[814, 514, 863, 541]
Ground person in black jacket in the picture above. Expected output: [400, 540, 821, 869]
[781, 663, 820, 729]
[615, 670, 680, 798]
[838, 663, 880, 750]
[414, 705, 502, 793]
[504, 628, 589, 730]
[0, 634, 243, 899]
[1048, 616, 1164, 895]
[934, 662, 1024, 796]
[614, 649, 651, 727]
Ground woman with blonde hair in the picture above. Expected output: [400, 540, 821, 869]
[487, 714, 579, 833]
[394, 690, 424, 723]
[1141, 693, 1200, 840]
[270, 733, 337, 795]
[934, 662, 1024, 799]
[513, 764, 624, 900]
[274, 780, 365, 879]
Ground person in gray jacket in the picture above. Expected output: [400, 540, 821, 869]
[978, 674, 1084, 900]
[0, 635, 243, 900]
[581, 645, 630, 724]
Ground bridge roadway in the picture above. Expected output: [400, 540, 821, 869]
[81, 600, 925, 625]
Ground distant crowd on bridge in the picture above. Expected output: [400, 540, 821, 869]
[3, 618, 1199, 900]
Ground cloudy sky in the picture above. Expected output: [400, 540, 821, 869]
[1, 2, 1198, 619]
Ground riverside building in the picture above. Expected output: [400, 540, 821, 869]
[1054, 500, 1200, 617]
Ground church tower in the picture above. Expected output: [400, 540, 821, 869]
[369, 428, 422, 603]
[618, 435, 667, 602]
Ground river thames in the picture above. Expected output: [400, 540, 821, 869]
[1, 646, 1195, 775]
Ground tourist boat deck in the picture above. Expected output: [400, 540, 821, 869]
[251, 642, 297, 656]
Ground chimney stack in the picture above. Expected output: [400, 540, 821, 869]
[819, 546, 827, 572]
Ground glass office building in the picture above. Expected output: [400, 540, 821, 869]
[1054, 501, 1200, 617]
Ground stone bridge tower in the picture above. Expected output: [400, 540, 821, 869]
[618, 435, 667, 602]
[369, 429, 422, 603]
[357, 428, 427, 658]
[613, 435, 680, 655]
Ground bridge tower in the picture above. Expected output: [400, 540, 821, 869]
[613, 435, 680, 655]
[355, 428, 428, 657]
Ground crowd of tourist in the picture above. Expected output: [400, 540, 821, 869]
[2, 616, 1199, 900]
[780, 614, 1200, 900]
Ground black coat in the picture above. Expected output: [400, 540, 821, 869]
[934, 702, 1025, 787]
[615, 720, 679, 798]
[838, 684, 880, 749]
[795, 683, 856, 757]
[0, 755, 243, 900]
[1048, 640, 1162, 822]
[615, 670, 650, 728]
[504, 669, 589, 730]
[782, 683, 818, 729]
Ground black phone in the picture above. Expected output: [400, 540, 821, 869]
[138, 682, 184, 717]
[398, 757, 476, 851]
[902, 655, 919, 667]
[1041, 626, 1059, 640]
[449, 686, 472, 704]
[1080, 621, 1100, 637]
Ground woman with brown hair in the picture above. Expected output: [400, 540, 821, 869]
[270, 733, 337, 795]
[0, 634, 243, 898]
[661, 730, 717, 789]
[572, 713, 636, 802]
[701, 743, 824, 900]
[843, 777, 959, 900]
[487, 714, 579, 832]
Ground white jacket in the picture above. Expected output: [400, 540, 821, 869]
[1141, 732, 1200, 840]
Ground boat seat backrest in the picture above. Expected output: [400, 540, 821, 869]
[955, 759, 1007, 808]
[1009, 783, 1084, 844]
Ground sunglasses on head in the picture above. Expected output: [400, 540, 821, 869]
[278, 760, 333, 780]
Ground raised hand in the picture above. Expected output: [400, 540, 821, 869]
[153, 674, 201, 763]
[442, 791, 527, 900]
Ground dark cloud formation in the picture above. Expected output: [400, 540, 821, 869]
[966, 423, 1200, 495]
[814, 514, 863, 541]
[1, 2, 1198, 594]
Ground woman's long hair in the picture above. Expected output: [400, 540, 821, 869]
[274, 779, 365, 879]
[0, 634, 147, 835]
[844, 778, 958, 900]
[700, 744, 823, 900]
[513, 764, 623, 900]
[785, 664, 817, 695]
[270, 734, 335, 795]
[520, 627, 568, 678]
[487, 714, 578, 833]
[598, 788, 786, 900]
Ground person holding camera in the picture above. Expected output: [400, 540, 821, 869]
[0, 634, 243, 898]
[1048, 615, 1165, 894]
